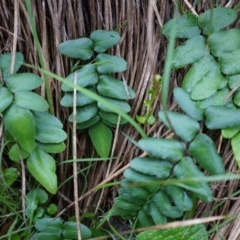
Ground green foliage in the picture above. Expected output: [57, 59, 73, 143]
[112, 6, 238, 229]
[136, 224, 208, 240]
[0, 52, 67, 194]
[58, 30, 136, 158]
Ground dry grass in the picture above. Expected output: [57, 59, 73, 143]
[0, 0, 240, 239]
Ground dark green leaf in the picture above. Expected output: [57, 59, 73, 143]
[58, 38, 93, 60]
[37, 142, 66, 153]
[15, 91, 49, 112]
[173, 157, 213, 201]
[0, 87, 13, 113]
[233, 90, 240, 106]
[35, 217, 63, 234]
[4, 104, 36, 153]
[88, 121, 113, 158]
[27, 148, 57, 194]
[96, 54, 127, 74]
[219, 49, 240, 75]
[231, 133, 240, 167]
[33, 111, 63, 128]
[189, 134, 225, 175]
[6, 73, 43, 92]
[205, 106, 240, 129]
[208, 29, 240, 57]
[61, 64, 98, 91]
[182, 54, 219, 92]
[9, 143, 29, 161]
[90, 30, 120, 53]
[98, 97, 131, 113]
[99, 110, 127, 126]
[60, 88, 96, 107]
[159, 111, 200, 142]
[227, 74, 240, 89]
[68, 103, 98, 123]
[97, 75, 136, 100]
[138, 138, 185, 162]
[172, 35, 206, 69]
[130, 157, 172, 178]
[26, 188, 48, 212]
[173, 87, 203, 120]
[198, 7, 237, 35]
[137, 224, 208, 240]
[31, 233, 60, 240]
[3, 168, 19, 186]
[162, 13, 200, 39]
[0, 52, 24, 80]
[77, 115, 100, 130]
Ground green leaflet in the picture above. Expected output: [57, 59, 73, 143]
[130, 157, 172, 178]
[172, 35, 206, 69]
[96, 53, 127, 74]
[198, 7, 237, 35]
[99, 111, 127, 126]
[138, 137, 185, 162]
[205, 106, 240, 129]
[231, 133, 240, 167]
[189, 134, 225, 175]
[2, 167, 19, 187]
[8, 143, 29, 161]
[97, 75, 136, 100]
[222, 126, 240, 139]
[136, 224, 208, 240]
[227, 74, 240, 89]
[58, 38, 93, 60]
[77, 115, 100, 130]
[162, 13, 200, 39]
[33, 111, 63, 128]
[14, 90, 49, 112]
[233, 90, 240, 106]
[0, 52, 24, 80]
[90, 30, 120, 53]
[0, 87, 13, 113]
[37, 142, 66, 154]
[173, 87, 203, 121]
[88, 121, 113, 158]
[6, 73, 43, 92]
[4, 104, 36, 153]
[159, 111, 200, 142]
[61, 64, 98, 91]
[35, 217, 63, 234]
[27, 148, 57, 194]
[208, 29, 240, 57]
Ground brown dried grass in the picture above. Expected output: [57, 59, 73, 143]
[0, 0, 240, 239]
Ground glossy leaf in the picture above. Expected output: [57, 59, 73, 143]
[88, 121, 112, 158]
[162, 13, 200, 39]
[58, 38, 93, 60]
[35, 217, 63, 234]
[172, 35, 206, 69]
[9, 143, 29, 161]
[173, 87, 203, 121]
[68, 103, 98, 123]
[3, 168, 19, 186]
[61, 64, 98, 91]
[205, 106, 240, 129]
[96, 53, 127, 74]
[189, 134, 225, 175]
[173, 157, 213, 201]
[98, 97, 131, 113]
[0, 87, 13, 113]
[4, 104, 36, 153]
[197, 88, 230, 109]
[198, 7, 237, 35]
[97, 75, 136, 100]
[138, 137, 185, 162]
[90, 30, 120, 53]
[0, 52, 24, 80]
[208, 29, 240, 57]
[182, 54, 219, 92]
[130, 157, 172, 178]
[99, 110, 127, 126]
[136, 224, 208, 240]
[60, 88, 96, 107]
[219, 49, 240, 75]
[231, 133, 240, 167]
[77, 115, 100, 130]
[63, 221, 92, 239]
[6, 73, 43, 92]
[191, 70, 226, 100]
[37, 142, 66, 153]
[159, 111, 200, 142]
[27, 148, 57, 194]
[15, 91, 49, 112]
